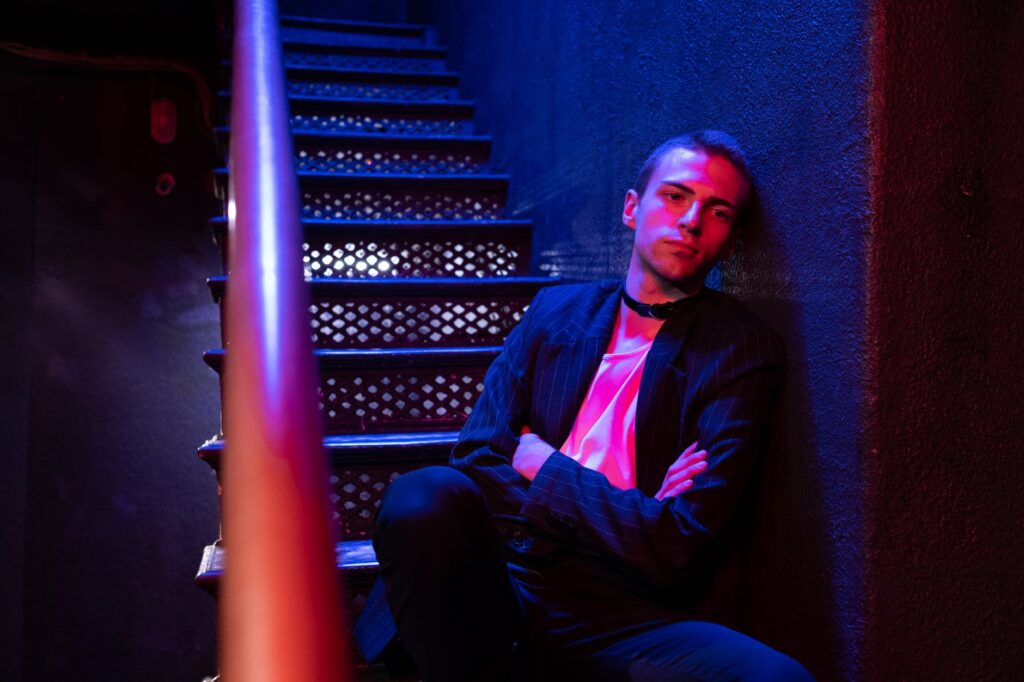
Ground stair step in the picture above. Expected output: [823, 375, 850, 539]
[286, 70, 459, 102]
[213, 168, 510, 220]
[204, 346, 499, 370]
[196, 539, 387, 670]
[283, 43, 447, 73]
[219, 60, 460, 100]
[199, 430, 459, 468]
[278, 17, 429, 50]
[208, 274, 553, 298]
[280, 15, 429, 38]
[219, 90, 476, 135]
[283, 41, 446, 60]
[214, 127, 492, 175]
[279, 26, 426, 49]
[204, 347, 497, 434]
[286, 65, 458, 85]
[199, 431, 458, 539]
[299, 174, 509, 222]
[207, 275, 556, 349]
[289, 96, 475, 135]
[209, 218, 534, 278]
[291, 132, 492, 176]
[195, 539, 380, 589]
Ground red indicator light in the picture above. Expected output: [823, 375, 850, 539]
[151, 97, 177, 144]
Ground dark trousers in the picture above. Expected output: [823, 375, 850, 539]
[374, 466, 815, 682]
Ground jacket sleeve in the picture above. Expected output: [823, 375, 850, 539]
[518, 324, 784, 588]
[449, 287, 551, 517]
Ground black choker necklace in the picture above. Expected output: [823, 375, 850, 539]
[622, 291, 689, 320]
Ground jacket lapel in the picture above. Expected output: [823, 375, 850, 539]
[537, 283, 622, 448]
[634, 289, 707, 494]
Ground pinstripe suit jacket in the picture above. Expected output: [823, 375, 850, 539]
[354, 279, 784, 659]
[451, 279, 785, 592]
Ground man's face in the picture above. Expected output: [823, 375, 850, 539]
[623, 147, 749, 296]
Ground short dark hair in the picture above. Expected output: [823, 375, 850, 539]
[634, 130, 755, 230]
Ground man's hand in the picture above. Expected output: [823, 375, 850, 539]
[655, 441, 708, 501]
[512, 426, 555, 481]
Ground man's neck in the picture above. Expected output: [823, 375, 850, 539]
[624, 269, 701, 303]
[610, 300, 664, 354]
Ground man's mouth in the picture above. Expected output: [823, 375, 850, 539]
[664, 241, 699, 257]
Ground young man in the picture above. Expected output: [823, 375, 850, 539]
[356, 132, 814, 681]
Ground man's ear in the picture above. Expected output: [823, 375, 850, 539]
[622, 189, 639, 230]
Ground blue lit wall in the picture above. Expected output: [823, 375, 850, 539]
[422, 2, 873, 679]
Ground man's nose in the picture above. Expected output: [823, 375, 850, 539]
[678, 201, 701, 232]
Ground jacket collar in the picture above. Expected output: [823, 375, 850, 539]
[560, 280, 706, 362]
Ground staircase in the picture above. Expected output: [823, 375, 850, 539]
[194, 11, 556, 677]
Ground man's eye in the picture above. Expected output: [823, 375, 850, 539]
[665, 193, 683, 201]
[712, 208, 732, 222]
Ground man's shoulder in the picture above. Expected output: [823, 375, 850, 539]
[695, 288, 785, 356]
[535, 278, 620, 309]
[519, 279, 620, 339]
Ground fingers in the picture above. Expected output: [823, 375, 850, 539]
[656, 479, 694, 501]
[664, 443, 707, 477]
[660, 461, 707, 494]
[657, 442, 709, 501]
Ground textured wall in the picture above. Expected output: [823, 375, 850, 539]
[0, 61, 222, 680]
[427, 1, 872, 679]
[864, 2, 1024, 679]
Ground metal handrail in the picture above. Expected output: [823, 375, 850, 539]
[221, 0, 351, 679]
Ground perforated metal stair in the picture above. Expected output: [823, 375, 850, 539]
[196, 12, 556, 674]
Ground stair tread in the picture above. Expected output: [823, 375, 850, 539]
[282, 40, 446, 59]
[219, 89, 475, 111]
[225, 59, 458, 83]
[285, 65, 459, 83]
[196, 539, 379, 588]
[200, 430, 460, 453]
[207, 218, 533, 253]
[203, 345, 501, 370]
[301, 171, 507, 182]
[288, 94, 474, 110]
[206, 275, 555, 303]
[280, 15, 428, 35]
[198, 431, 459, 468]
[207, 274, 557, 286]
[216, 125, 491, 147]
[209, 216, 531, 228]
[205, 216, 528, 232]
[214, 168, 510, 189]
[292, 131, 490, 146]
[205, 345, 500, 357]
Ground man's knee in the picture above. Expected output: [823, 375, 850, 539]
[374, 466, 490, 553]
[621, 621, 816, 682]
[750, 652, 815, 682]
[717, 636, 815, 682]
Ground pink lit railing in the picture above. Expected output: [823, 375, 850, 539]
[221, 0, 351, 679]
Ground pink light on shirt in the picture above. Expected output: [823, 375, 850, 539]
[559, 341, 654, 489]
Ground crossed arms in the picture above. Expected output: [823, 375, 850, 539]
[450, 286, 784, 589]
